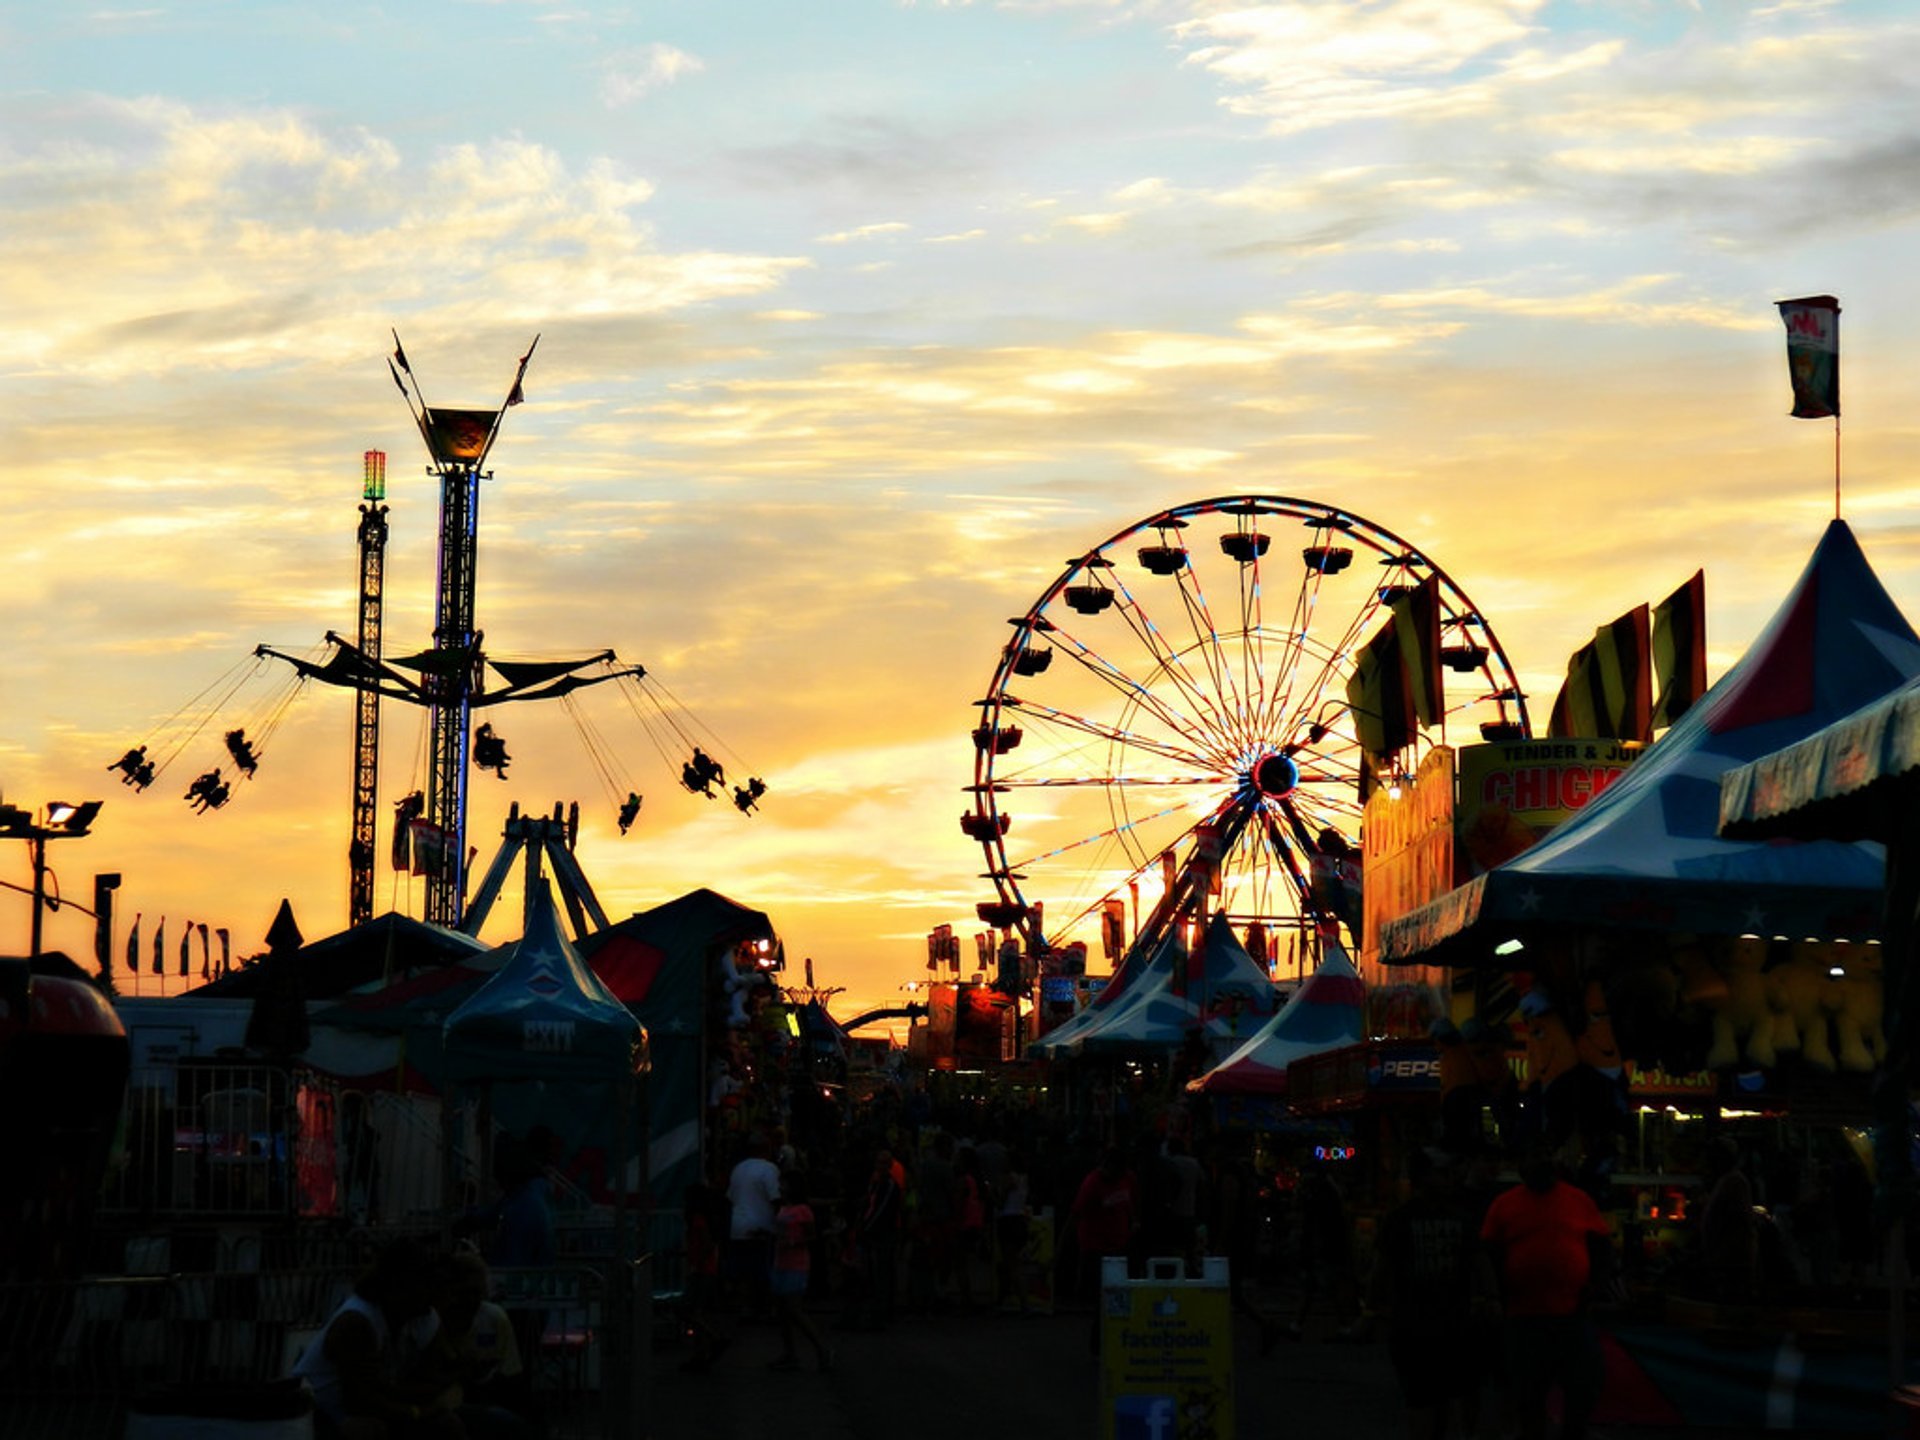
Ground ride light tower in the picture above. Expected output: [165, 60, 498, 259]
[348, 450, 389, 928]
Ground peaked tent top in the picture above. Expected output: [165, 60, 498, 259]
[1188, 936, 1364, 1095]
[444, 883, 641, 1081]
[1070, 916, 1279, 1058]
[1028, 925, 1167, 1059]
[1383, 520, 1920, 966]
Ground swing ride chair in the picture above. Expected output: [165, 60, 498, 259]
[965, 495, 1531, 972]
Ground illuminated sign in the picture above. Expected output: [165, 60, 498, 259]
[1455, 739, 1641, 875]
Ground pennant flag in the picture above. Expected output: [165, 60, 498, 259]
[216, 928, 231, 977]
[389, 358, 411, 402]
[1778, 295, 1840, 419]
[1652, 569, 1707, 729]
[152, 917, 165, 975]
[1345, 615, 1416, 760]
[179, 922, 192, 977]
[1592, 603, 1652, 743]
[198, 923, 211, 980]
[1390, 574, 1445, 728]
[125, 913, 141, 974]
[390, 329, 412, 375]
[505, 334, 539, 407]
[1549, 641, 1601, 739]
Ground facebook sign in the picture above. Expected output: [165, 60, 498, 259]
[1113, 1394, 1178, 1440]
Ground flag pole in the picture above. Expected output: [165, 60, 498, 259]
[1835, 413, 1842, 519]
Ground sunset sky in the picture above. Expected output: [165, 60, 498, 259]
[7, 1, 1920, 1023]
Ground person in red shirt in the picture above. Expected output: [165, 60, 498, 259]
[1069, 1147, 1138, 1300]
[1479, 1151, 1613, 1440]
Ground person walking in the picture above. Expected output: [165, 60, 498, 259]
[844, 1147, 903, 1330]
[768, 1172, 833, 1372]
[1478, 1147, 1615, 1440]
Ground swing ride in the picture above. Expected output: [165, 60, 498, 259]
[966, 495, 1530, 977]
[102, 337, 767, 933]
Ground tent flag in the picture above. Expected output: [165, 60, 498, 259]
[1653, 569, 1707, 730]
[1549, 641, 1601, 739]
[1778, 295, 1840, 420]
[1593, 602, 1652, 743]
[1345, 615, 1415, 761]
[1391, 575, 1445, 728]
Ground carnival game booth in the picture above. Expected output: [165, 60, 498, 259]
[1377, 520, 1920, 1432]
[1380, 520, 1912, 1126]
[575, 888, 779, 1218]
[1720, 658, 1920, 1416]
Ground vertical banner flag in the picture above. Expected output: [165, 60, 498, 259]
[217, 928, 231, 977]
[1549, 642, 1600, 739]
[126, 913, 141, 975]
[179, 922, 192, 977]
[1592, 603, 1652, 743]
[152, 917, 165, 975]
[1778, 295, 1840, 419]
[1346, 615, 1416, 761]
[1652, 569, 1707, 729]
[1390, 574, 1445, 728]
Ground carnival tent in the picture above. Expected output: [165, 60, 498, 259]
[1027, 926, 1162, 1059]
[1071, 915, 1281, 1059]
[442, 884, 641, 1084]
[1187, 936, 1365, 1095]
[1381, 520, 1920, 968]
[576, 887, 777, 1207]
[187, 911, 490, 999]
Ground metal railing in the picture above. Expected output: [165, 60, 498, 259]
[0, 1264, 626, 1440]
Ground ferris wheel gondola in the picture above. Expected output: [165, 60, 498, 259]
[965, 495, 1529, 976]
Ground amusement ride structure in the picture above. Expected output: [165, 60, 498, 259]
[965, 496, 1530, 974]
[107, 336, 765, 938]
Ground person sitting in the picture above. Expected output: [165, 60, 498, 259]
[203, 777, 232, 810]
[732, 777, 767, 814]
[109, 745, 150, 787]
[682, 748, 726, 798]
[617, 792, 643, 834]
[473, 725, 511, 779]
[185, 768, 224, 812]
[224, 727, 260, 776]
[428, 1249, 534, 1437]
[290, 1238, 462, 1438]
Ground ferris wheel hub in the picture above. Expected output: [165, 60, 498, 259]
[1253, 752, 1300, 798]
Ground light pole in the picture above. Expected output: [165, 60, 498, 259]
[1, 800, 103, 956]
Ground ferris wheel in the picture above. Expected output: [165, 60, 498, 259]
[966, 496, 1529, 976]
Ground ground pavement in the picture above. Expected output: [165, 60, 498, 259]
[639, 1290, 1874, 1440]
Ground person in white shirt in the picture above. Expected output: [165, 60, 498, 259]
[726, 1136, 783, 1315]
[291, 1240, 457, 1435]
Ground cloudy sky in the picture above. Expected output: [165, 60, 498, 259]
[6, 0, 1920, 1019]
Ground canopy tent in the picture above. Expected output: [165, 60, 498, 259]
[1028, 926, 1162, 1059]
[1187, 937, 1365, 1095]
[188, 911, 490, 999]
[576, 887, 777, 1208]
[1381, 520, 1920, 969]
[1069, 915, 1281, 1059]
[441, 884, 645, 1222]
[442, 884, 641, 1083]
[1720, 671, 1920, 843]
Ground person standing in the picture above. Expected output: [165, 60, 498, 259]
[1069, 1148, 1139, 1300]
[727, 1137, 783, 1317]
[1372, 1149, 1486, 1440]
[1478, 1149, 1614, 1440]
[847, 1147, 904, 1330]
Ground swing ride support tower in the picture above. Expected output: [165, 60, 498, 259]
[424, 457, 481, 928]
[350, 451, 389, 929]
